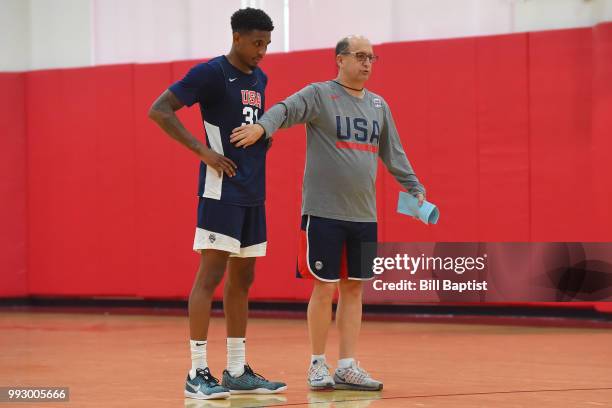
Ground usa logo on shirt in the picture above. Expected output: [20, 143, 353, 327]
[373, 98, 382, 108]
[241, 90, 262, 109]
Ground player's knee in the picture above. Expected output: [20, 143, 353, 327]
[227, 269, 254, 292]
[194, 265, 225, 294]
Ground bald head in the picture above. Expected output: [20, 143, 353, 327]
[335, 35, 372, 57]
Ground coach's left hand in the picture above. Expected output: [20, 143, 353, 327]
[416, 193, 425, 207]
[231, 124, 265, 148]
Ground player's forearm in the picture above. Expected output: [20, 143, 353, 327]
[149, 109, 206, 155]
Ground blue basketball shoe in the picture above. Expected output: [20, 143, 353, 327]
[184, 367, 230, 400]
[222, 364, 287, 394]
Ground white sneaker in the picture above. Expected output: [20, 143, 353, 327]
[308, 360, 335, 390]
[333, 361, 383, 391]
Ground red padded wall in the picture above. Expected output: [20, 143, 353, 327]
[475, 34, 530, 241]
[2, 23, 611, 305]
[591, 23, 612, 242]
[27, 66, 138, 296]
[0, 74, 27, 297]
[529, 28, 595, 241]
[425, 38, 481, 241]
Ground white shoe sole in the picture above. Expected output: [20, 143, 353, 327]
[228, 385, 287, 394]
[309, 381, 335, 391]
[333, 382, 383, 391]
[184, 390, 231, 399]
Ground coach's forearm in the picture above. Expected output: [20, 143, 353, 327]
[380, 147, 426, 196]
[403, 178, 426, 196]
[257, 103, 288, 139]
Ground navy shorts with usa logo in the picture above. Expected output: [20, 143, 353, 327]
[193, 197, 267, 257]
[297, 215, 377, 281]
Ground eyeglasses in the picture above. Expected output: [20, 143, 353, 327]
[341, 51, 379, 63]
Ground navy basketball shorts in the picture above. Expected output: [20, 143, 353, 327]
[296, 215, 377, 281]
[193, 197, 267, 258]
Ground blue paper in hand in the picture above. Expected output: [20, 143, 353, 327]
[397, 191, 440, 225]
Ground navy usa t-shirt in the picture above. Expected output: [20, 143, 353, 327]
[169, 55, 268, 206]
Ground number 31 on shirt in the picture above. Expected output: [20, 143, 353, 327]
[242, 107, 259, 125]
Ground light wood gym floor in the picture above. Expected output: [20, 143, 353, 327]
[1, 311, 611, 407]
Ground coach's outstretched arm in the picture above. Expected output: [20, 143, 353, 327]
[148, 89, 237, 177]
[379, 101, 426, 205]
[230, 85, 321, 147]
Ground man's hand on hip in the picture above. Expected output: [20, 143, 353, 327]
[199, 147, 237, 177]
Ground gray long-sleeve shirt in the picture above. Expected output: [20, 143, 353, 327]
[258, 80, 425, 222]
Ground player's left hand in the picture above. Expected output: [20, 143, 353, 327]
[231, 124, 265, 148]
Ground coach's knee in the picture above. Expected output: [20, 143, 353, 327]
[338, 279, 362, 300]
[311, 280, 337, 304]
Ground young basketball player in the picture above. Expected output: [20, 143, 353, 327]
[148, 8, 286, 400]
[230, 35, 426, 391]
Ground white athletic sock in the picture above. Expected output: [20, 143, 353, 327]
[227, 337, 246, 377]
[190, 340, 208, 379]
[338, 357, 355, 369]
[311, 354, 326, 366]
